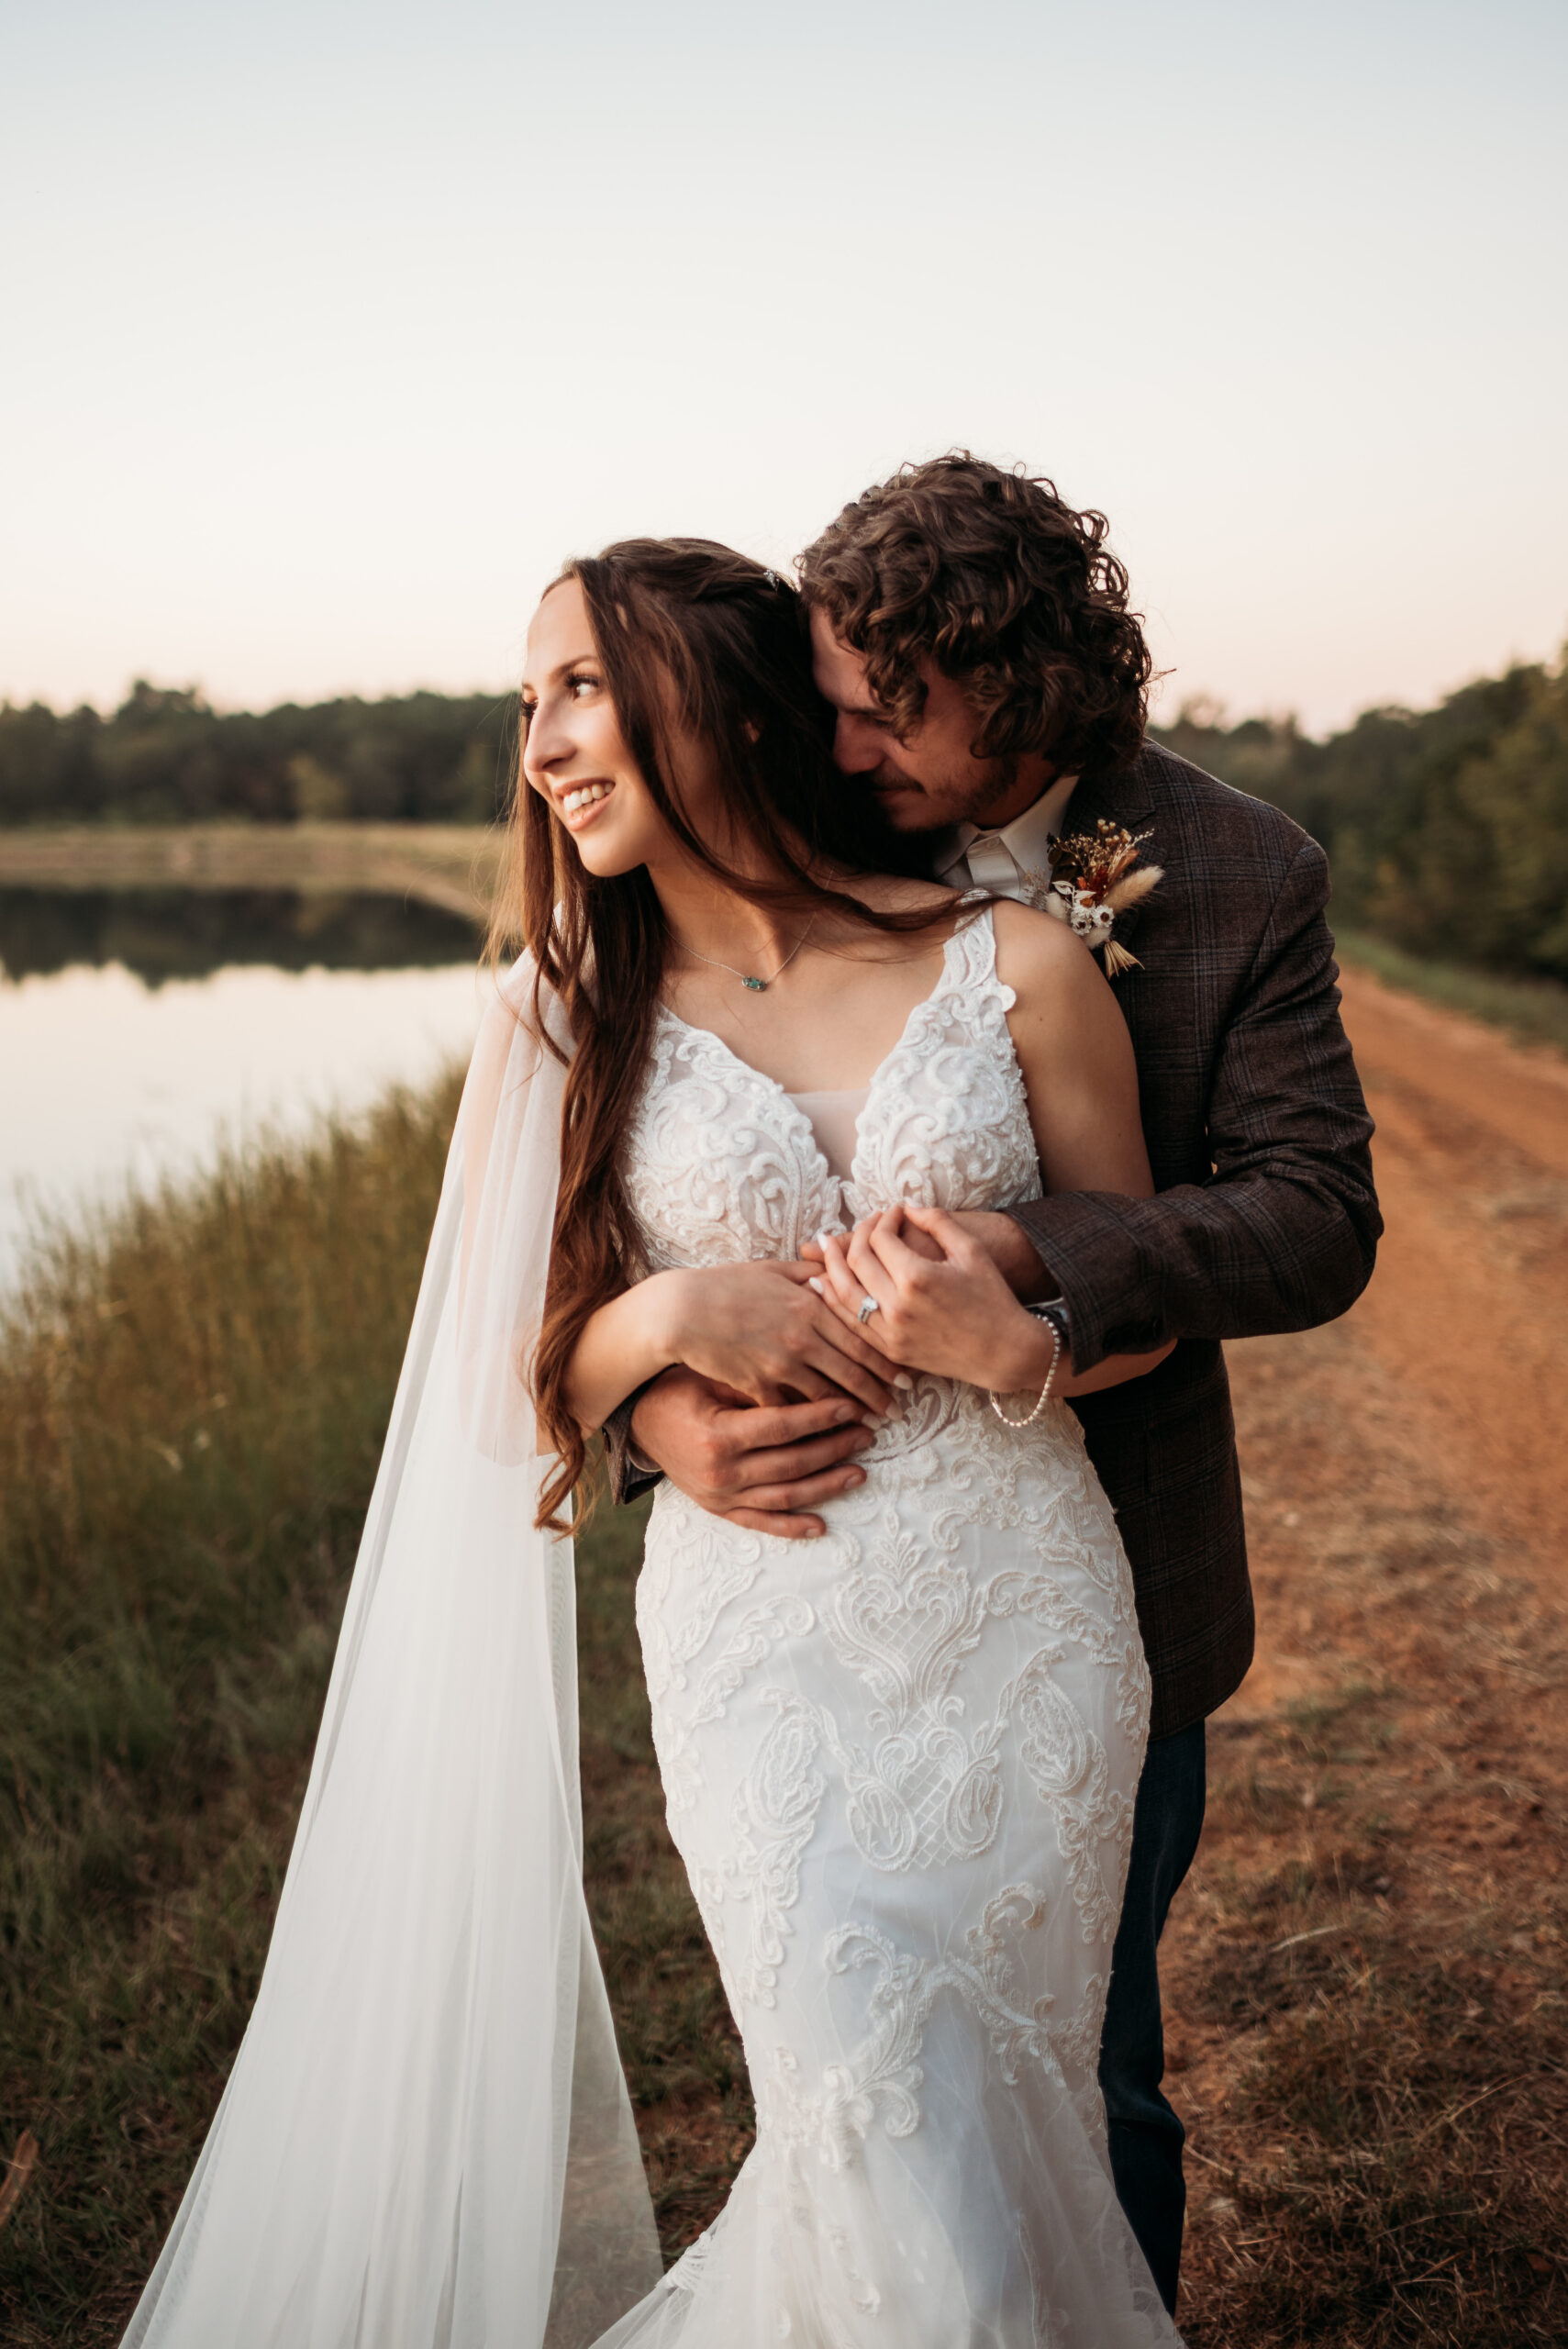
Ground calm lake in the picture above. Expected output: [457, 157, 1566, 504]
[1, 887, 485, 1288]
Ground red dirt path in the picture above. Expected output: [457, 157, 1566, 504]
[1334, 967, 1568, 1576]
[1161, 967, 1568, 2341]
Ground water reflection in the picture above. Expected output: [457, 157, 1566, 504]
[0, 885, 479, 985]
[0, 887, 485, 1288]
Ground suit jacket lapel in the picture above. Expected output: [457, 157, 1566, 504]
[1065, 746, 1157, 838]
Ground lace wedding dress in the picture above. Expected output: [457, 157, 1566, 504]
[605, 908, 1178, 2347]
[119, 911, 1176, 2349]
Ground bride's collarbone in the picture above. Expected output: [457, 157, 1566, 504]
[661, 937, 953, 1097]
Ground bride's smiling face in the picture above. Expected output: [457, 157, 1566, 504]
[521, 577, 721, 878]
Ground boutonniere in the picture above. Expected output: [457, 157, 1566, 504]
[1018, 820, 1164, 977]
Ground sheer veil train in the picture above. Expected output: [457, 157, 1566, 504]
[122, 959, 662, 2348]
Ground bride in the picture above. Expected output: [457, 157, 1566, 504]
[124, 540, 1180, 2347]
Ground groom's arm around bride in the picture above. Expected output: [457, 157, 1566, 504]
[618, 455, 1380, 1681]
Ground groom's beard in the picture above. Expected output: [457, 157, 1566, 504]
[855, 750, 1022, 842]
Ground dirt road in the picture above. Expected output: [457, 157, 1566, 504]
[1336, 965, 1568, 1575]
[1162, 968, 1568, 2343]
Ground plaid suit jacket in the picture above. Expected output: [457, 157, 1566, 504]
[606, 739, 1381, 1742]
[1009, 741, 1380, 1736]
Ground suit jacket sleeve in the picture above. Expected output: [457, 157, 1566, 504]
[1009, 838, 1381, 1369]
[601, 1391, 662, 1508]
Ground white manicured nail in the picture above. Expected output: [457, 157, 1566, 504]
[893, 1373, 915, 1391]
[807, 1276, 825, 1296]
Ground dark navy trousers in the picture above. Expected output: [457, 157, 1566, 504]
[1096, 1719, 1207, 2317]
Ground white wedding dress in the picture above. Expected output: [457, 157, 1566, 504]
[603, 908, 1177, 2347]
[120, 909, 1177, 2349]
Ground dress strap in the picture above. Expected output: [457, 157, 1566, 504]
[937, 898, 1016, 1016]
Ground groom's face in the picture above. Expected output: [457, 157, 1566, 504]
[808, 607, 1049, 835]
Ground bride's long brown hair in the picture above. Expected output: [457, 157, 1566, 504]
[486, 537, 952, 1530]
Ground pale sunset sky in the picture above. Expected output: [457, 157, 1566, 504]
[3, 0, 1563, 734]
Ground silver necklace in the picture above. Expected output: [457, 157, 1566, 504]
[672, 920, 814, 993]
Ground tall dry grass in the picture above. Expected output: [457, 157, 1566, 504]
[0, 1074, 745, 2344]
[1, 1079, 462, 2338]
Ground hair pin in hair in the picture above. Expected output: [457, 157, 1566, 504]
[763, 569, 782, 589]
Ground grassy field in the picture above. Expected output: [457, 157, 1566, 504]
[1334, 930, 1568, 1056]
[0, 822, 501, 924]
[1, 1059, 1562, 2342]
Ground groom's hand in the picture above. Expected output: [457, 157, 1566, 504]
[628, 1366, 876, 1539]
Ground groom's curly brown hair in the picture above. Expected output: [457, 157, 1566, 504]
[798, 452, 1152, 779]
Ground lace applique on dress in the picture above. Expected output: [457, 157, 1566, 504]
[624, 907, 1041, 1272]
[617, 905, 1175, 2348]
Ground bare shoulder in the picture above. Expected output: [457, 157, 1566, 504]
[989, 896, 1106, 1010]
[989, 898, 1133, 1095]
[987, 898, 1140, 1166]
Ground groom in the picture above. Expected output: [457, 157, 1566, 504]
[611, 453, 1381, 2313]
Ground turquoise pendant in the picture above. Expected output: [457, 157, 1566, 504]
[741, 975, 766, 991]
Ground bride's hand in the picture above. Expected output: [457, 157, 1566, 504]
[657, 1259, 905, 1416]
[802, 1208, 1047, 1297]
[810, 1204, 1051, 1393]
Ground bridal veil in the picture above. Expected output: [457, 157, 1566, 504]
[122, 958, 662, 2348]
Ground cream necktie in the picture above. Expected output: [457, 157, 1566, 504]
[963, 831, 1025, 899]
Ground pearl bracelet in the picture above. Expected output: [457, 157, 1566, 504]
[989, 1319, 1062, 1429]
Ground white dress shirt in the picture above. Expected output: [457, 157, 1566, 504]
[937, 771, 1079, 901]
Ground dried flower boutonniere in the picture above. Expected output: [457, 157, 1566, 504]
[1019, 819, 1164, 977]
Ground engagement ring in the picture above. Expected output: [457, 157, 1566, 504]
[857, 1297, 881, 1324]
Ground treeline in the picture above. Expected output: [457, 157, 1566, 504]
[6, 651, 1566, 981]
[1153, 648, 1568, 983]
[0, 681, 516, 827]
